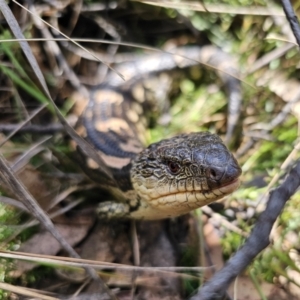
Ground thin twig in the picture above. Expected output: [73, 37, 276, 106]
[0, 123, 64, 133]
[280, 0, 300, 46]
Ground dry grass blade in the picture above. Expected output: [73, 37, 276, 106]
[48, 184, 97, 210]
[247, 43, 295, 74]
[0, 123, 63, 134]
[0, 196, 28, 211]
[0, 282, 59, 300]
[1, 1, 116, 183]
[201, 206, 248, 238]
[132, 0, 284, 16]
[0, 37, 247, 85]
[0, 250, 207, 278]
[0, 2, 116, 298]
[11, 136, 52, 172]
[13, 1, 124, 80]
[12, 198, 84, 230]
[0, 152, 65, 245]
[28, 1, 84, 92]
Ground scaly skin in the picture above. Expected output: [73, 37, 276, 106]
[97, 132, 241, 220]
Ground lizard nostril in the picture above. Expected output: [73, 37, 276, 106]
[210, 169, 217, 178]
[206, 167, 222, 181]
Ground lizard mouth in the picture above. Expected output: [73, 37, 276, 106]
[218, 177, 240, 194]
[149, 178, 240, 208]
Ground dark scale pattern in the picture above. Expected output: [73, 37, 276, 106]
[84, 87, 145, 160]
[131, 132, 241, 199]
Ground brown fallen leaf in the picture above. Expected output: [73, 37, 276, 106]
[12, 213, 96, 276]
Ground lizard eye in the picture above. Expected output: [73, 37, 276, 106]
[167, 161, 181, 174]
